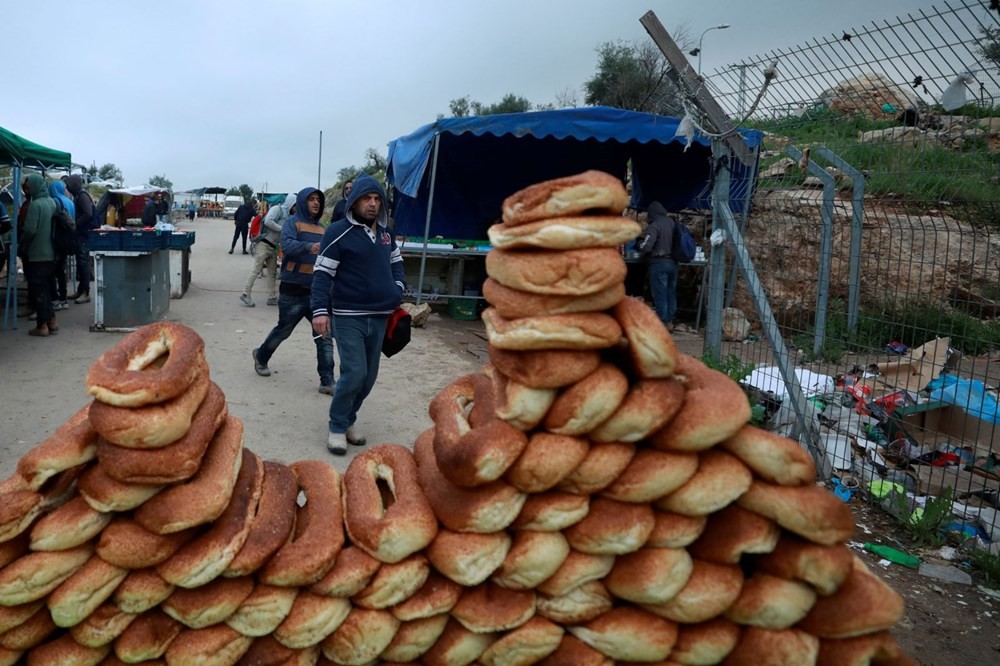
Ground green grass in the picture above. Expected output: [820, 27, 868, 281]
[969, 547, 1000, 590]
[792, 298, 1000, 361]
[748, 106, 1000, 213]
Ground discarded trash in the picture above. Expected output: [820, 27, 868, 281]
[830, 477, 853, 502]
[886, 341, 909, 355]
[918, 562, 972, 585]
[864, 542, 921, 568]
[821, 432, 853, 471]
[869, 480, 904, 500]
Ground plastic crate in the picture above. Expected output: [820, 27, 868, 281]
[448, 297, 478, 321]
[121, 231, 164, 252]
[168, 231, 196, 249]
[88, 229, 122, 252]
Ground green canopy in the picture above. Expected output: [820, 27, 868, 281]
[0, 125, 72, 170]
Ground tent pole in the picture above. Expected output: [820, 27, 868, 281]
[3, 164, 22, 330]
[415, 133, 441, 306]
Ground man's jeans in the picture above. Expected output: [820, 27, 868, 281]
[648, 259, 678, 326]
[328, 315, 387, 433]
[257, 291, 334, 385]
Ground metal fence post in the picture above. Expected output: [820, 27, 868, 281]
[816, 147, 865, 333]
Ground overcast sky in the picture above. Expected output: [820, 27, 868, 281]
[2, 0, 968, 193]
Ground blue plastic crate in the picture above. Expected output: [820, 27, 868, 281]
[89, 230, 122, 251]
[121, 231, 163, 252]
[168, 231, 196, 249]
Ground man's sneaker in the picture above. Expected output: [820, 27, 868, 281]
[74, 293, 91, 304]
[318, 384, 334, 395]
[59, 300, 69, 309]
[327, 432, 347, 456]
[252, 348, 270, 377]
[51, 301, 63, 311]
[240, 294, 255, 307]
[346, 426, 367, 447]
[266, 296, 278, 306]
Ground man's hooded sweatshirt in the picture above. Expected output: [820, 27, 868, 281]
[311, 173, 405, 318]
[22, 174, 56, 262]
[258, 193, 294, 247]
[278, 187, 326, 295]
[638, 201, 677, 264]
[65, 175, 98, 232]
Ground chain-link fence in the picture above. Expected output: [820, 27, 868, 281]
[696, 0, 1000, 542]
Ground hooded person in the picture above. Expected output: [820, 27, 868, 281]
[21, 174, 58, 336]
[241, 192, 295, 308]
[252, 187, 335, 394]
[64, 175, 98, 304]
[636, 200, 679, 329]
[46, 179, 76, 310]
[310, 172, 406, 455]
[330, 178, 353, 222]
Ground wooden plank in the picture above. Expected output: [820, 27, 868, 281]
[639, 11, 754, 166]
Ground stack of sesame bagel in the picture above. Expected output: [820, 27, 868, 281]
[0, 171, 913, 666]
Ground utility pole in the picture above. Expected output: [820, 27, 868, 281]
[317, 131, 323, 190]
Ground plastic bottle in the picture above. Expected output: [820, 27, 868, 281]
[863, 543, 921, 568]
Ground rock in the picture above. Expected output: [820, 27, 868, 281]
[722, 307, 751, 341]
[761, 157, 795, 178]
[401, 302, 432, 328]
[978, 117, 1000, 133]
[822, 73, 924, 119]
[918, 562, 972, 585]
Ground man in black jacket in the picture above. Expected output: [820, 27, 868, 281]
[637, 201, 678, 329]
[230, 199, 256, 254]
[64, 175, 98, 304]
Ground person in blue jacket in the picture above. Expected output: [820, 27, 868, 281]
[252, 187, 335, 393]
[311, 173, 405, 455]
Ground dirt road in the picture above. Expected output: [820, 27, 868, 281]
[0, 216, 482, 478]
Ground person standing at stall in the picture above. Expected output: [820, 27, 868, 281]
[47, 179, 75, 311]
[21, 174, 57, 336]
[252, 187, 334, 393]
[311, 173, 405, 455]
[230, 199, 255, 255]
[637, 200, 679, 330]
[65, 175, 97, 304]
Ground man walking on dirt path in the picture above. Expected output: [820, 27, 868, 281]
[311, 173, 405, 455]
[252, 188, 335, 393]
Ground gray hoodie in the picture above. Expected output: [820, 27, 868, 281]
[255, 193, 295, 247]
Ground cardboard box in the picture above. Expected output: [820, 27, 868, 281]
[871, 337, 952, 396]
[899, 402, 1000, 459]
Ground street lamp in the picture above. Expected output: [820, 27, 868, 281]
[688, 24, 731, 75]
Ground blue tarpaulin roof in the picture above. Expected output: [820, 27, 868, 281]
[386, 106, 762, 240]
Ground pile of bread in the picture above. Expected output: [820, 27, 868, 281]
[0, 171, 913, 666]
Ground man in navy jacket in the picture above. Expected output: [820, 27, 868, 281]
[311, 173, 405, 455]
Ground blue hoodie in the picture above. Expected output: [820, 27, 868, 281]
[48, 180, 75, 219]
[278, 187, 326, 293]
[311, 173, 405, 318]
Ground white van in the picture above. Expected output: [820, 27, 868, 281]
[223, 195, 245, 219]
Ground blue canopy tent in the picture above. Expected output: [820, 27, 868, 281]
[386, 105, 762, 302]
[1, 126, 72, 330]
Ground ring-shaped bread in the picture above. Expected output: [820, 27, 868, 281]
[259, 460, 345, 586]
[430, 375, 528, 488]
[86, 322, 206, 407]
[343, 444, 437, 564]
[501, 170, 629, 226]
[483, 278, 626, 320]
[97, 381, 227, 484]
[413, 429, 526, 534]
[88, 362, 210, 449]
[133, 416, 244, 534]
[488, 215, 640, 250]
